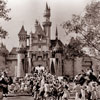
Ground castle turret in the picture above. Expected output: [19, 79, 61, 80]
[18, 25, 27, 48]
[43, 3, 51, 37]
[42, 3, 52, 51]
[17, 25, 27, 77]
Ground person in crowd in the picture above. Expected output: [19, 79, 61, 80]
[62, 85, 70, 100]
[81, 85, 86, 100]
[20, 79, 25, 93]
[86, 82, 92, 100]
[58, 82, 64, 100]
[91, 82, 97, 100]
[44, 81, 50, 99]
[74, 83, 82, 100]
[29, 78, 33, 93]
[34, 82, 40, 100]
[14, 82, 20, 93]
[0, 73, 4, 100]
[96, 83, 100, 99]
[8, 83, 15, 94]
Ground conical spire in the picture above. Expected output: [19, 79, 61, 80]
[19, 25, 27, 35]
[46, 2, 49, 10]
[44, 2, 50, 18]
[56, 26, 58, 40]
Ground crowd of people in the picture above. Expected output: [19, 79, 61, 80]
[7, 70, 71, 100]
[73, 68, 100, 100]
[0, 68, 100, 100]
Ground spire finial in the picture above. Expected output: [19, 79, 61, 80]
[20, 25, 26, 33]
[56, 26, 58, 40]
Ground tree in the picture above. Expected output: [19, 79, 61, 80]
[0, 0, 11, 39]
[61, 1, 100, 60]
[64, 37, 84, 59]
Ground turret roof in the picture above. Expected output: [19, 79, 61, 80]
[18, 25, 27, 35]
[46, 2, 50, 10]
[9, 47, 17, 55]
[50, 39, 64, 50]
[53, 41, 61, 51]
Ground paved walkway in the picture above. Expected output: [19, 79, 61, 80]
[2, 95, 75, 100]
[3, 97, 75, 100]
[3, 96, 35, 100]
[2, 91, 75, 100]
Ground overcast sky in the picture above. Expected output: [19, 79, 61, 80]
[1, 0, 92, 51]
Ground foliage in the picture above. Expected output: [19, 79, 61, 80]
[0, 0, 11, 39]
[64, 37, 84, 59]
[62, 1, 100, 58]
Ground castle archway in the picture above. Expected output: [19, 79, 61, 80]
[35, 65, 45, 73]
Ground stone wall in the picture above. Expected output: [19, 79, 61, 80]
[7, 60, 17, 77]
[91, 58, 100, 76]
[5, 55, 100, 77]
[74, 57, 83, 75]
[0, 55, 6, 70]
[63, 57, 100, 77]
[63, 59, 73, 76]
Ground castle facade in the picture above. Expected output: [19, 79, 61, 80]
[1, 4, 98, 78]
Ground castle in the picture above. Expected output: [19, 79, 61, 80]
[13, 3, 64, 77]
[0, 3, 99, 78]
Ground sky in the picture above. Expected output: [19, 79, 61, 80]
[0, 0, 92, 51]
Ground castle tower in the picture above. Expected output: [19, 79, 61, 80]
[18, 25, 27, 48]
[16, 25, 27, 77]
[42, 3, 52, 50]
[16, 49, 26, 77]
